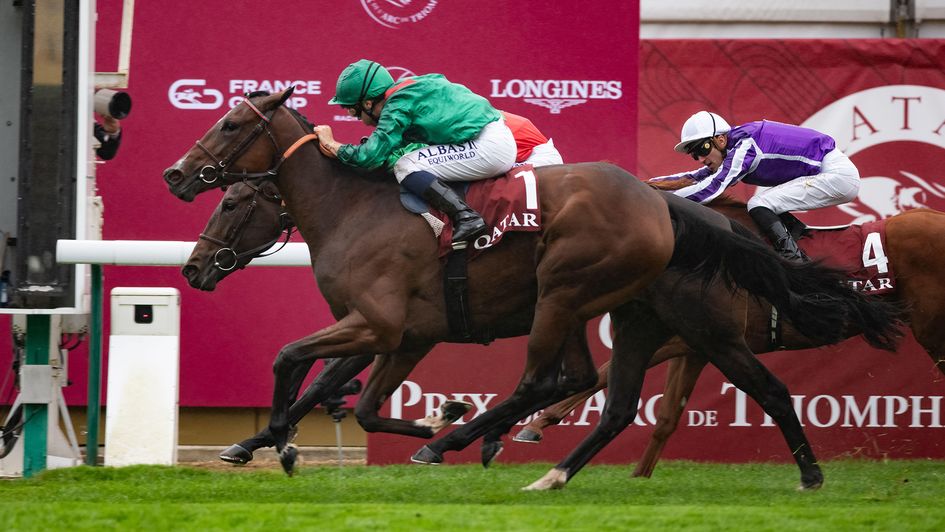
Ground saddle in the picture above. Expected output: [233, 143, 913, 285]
[398, 165, 543, 344]
[399, 165, 543, 259]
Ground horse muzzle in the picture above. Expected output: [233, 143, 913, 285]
[162, 167, 198, 202]
[181, 262, 219, 291]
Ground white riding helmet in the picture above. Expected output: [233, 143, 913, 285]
[673, 111, 731, 153]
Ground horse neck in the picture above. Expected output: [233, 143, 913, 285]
[268, 110, 393, 248]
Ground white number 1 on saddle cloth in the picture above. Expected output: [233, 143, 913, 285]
[434, 165, 542, 258]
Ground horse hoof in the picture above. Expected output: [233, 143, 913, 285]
[410, 445, 443, 465]
[512, 428, 542, 444]
[798, 470, 824, 491]
[440, 400, 473, 424]
[279, 444, 299, 476]
[798, 479, 824, 491]
[522, 468, 568, 491]
[219, 444, 253, 465]
[481, 440, 504, 468]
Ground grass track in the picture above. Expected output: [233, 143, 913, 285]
[2, 460, 944, 530]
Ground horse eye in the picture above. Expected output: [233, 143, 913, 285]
[222, 201, 236, 212]
[221, 120, 239, 132]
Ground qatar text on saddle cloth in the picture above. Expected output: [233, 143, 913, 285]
[800, 219, 896, 295]
[433, 165, 542, 259]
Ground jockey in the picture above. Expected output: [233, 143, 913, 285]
[315, 59, 518, 248]
[648, 111, 860, 262]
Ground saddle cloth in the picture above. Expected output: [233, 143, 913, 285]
[425, 165, 542, 259]
[799, 219, 896, 295]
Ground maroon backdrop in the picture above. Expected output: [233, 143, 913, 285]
[3, 6, 942, 466]
[369, 39, 945, 465]
[0, 2, 639, 415]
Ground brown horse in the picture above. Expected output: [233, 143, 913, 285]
[164, 89, 900, 488]
[186, 181, 901, 490]
[516, 196, 945, 476]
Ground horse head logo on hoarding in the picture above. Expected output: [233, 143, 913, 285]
[837, 171, 945, 224]
[168, 79, 224, 110]
[801, 85, 945, 225]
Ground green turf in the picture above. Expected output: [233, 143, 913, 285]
[1, 460, 943, 531]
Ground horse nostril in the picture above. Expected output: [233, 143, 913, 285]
[163, 167, 183, 185]
[181, 264, 198, 280]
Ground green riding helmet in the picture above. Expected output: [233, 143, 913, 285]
[328, 59, 395, 106]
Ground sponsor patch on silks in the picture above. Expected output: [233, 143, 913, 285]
[435, 165, 542, 259]
[799, 219, 895, 295]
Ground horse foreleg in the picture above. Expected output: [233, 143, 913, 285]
[632, 352, 707, 478]
[352, 346, 470, 438]
[220, 355, 373, 465]
[415, 311, 596, 466]
[269, 309, 405, 469]
[513, 360, 610, 444]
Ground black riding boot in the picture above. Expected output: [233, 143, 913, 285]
[421, 180, 487, 248]
[749, 206, 810, 262]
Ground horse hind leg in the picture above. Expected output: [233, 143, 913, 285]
[909, 310, 945, 380]
[513, 360, 610, 444]
[632, 352, 707, 478]
[707, 343, 823, 491]
[526, 302, 672, 490]
[480, 328, 598, 466]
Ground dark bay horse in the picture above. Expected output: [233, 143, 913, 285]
[185, 181, 902, 490]
[517, 196, 945, 477]
[164, 89, 900, 488]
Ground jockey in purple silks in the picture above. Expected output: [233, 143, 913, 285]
[649, 111, 861, 262]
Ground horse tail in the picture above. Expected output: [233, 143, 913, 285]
[664, 195, 903, 351]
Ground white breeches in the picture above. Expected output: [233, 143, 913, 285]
[393, 119, 516, 182]
[747, 148, 860, 213]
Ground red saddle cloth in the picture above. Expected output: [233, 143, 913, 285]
[798, 219, 896, 295]
[436, 165, 542, 259]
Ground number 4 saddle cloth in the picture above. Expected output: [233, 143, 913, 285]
[798, 219, 895, 295]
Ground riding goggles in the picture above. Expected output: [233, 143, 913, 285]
[687, 139, 713, 160]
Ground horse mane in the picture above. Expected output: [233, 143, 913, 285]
[708, 193, 747, 210]
[249, 90, 393, 184]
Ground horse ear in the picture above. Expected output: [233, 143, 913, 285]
[275, 86, 296, 107]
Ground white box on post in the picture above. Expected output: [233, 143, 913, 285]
[105, 287, 180, 466]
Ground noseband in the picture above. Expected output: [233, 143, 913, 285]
[198, 180, 295, 271]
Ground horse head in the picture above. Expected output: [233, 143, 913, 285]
[163, 88, 296, 201]
[182, 179, 289, 291]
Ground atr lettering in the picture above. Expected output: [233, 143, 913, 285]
[849, 278, 893, 291]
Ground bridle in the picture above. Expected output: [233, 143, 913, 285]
[190, 95, 315, 269]
[198, 179, 296, 272]
[193, 97, 318, 184]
